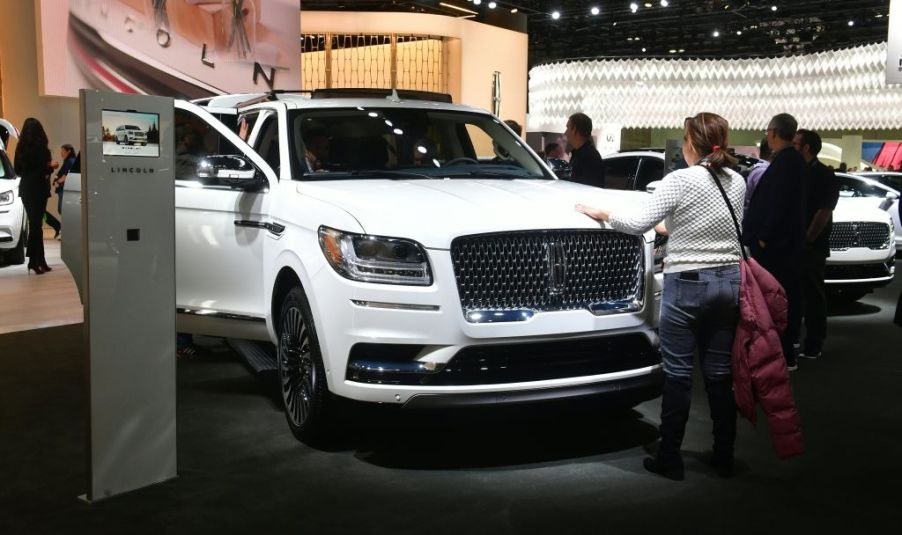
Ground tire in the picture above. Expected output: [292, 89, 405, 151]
[7, 219, 26, 265]
[277, 286, 333, 444]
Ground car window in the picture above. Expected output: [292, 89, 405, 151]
[872, 174, 902, 192]
[0, 150, 13, 179]
[836, 175, 887, 198]
[254, 115, 281, 174]
[635, 157, 664, 191]
[602, 157, 640, 190]
[175, 108, 246, 186]
[290, 108, 552, 180]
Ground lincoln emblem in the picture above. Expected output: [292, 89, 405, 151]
[546, 241, 567, 295]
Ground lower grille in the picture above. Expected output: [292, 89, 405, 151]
[346, 334, 660, 386]
[825, 262, 892, 280]
[830, 222, 891, 250]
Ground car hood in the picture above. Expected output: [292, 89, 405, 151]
[298, 179, 653, 249]
[833, 198, 893, 224]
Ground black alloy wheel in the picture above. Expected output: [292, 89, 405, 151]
[277, 286, 330, 443]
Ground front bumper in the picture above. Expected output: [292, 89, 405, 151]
[0, 200, 24, 251]
[825, 248, 895, 287]
[306, 247, 661, 405]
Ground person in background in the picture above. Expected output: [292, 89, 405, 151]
[838, 162, 848, 173]
[504, 119, 522, 137]
[576, 113, 745, 481]
[743, 113, 807, 371]
[13, 118, 55, 275]
[544, 142, 571, 179]
[564, 112, 605, 188]
[744, 138, 771, 211]
[793, 130, 839, 360]
[545, 142, 565, 160]
[51, 144, 76, 238]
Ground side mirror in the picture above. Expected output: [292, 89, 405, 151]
[197, 155, 263, 190]
[879, 191, 899, 211]
[646, 180, 662, 194]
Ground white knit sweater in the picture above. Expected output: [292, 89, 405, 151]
[609, 165, 746, 273]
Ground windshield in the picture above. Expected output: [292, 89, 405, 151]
[289, 108, 552, 180]
[837, 175, 888, 198]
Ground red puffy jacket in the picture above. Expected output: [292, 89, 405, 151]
[732, 258, 804, 459]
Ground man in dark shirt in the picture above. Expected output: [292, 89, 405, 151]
[743, 113, 807, 371]
[564, 113, 605, 188]
[794, 129, 839, 359]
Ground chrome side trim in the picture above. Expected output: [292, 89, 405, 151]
[466, 309, 535, 323]
[177, 307, 266, 323]
[350, 300, 440, 312]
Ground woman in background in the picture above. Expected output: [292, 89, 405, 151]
[51, 143, 76, 238]
[14, 118, 54, 274]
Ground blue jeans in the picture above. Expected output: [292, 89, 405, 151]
[660, 265, 741, 382]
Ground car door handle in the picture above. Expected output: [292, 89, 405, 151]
[234, 219, 285, 236]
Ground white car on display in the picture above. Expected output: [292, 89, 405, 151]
[600, 152, 897, 303]
[113, 124, 148, 146]
[0, 119, 26, 266]
[65, 90, 664, 444]
[850, 171, 902, 253]
[825, 197, 896, 302]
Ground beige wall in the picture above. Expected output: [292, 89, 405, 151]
[301, 12, 528, 135]
[1, 2, 79, 217]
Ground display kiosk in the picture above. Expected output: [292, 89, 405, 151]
[79, 90, 175, 501]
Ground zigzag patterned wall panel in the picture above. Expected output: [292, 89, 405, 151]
[528, 43, 902, 131]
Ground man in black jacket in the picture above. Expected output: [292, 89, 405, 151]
[793, 129, 839, 359]
[564, 113, 605, 188]
[743, 113, 807, 371]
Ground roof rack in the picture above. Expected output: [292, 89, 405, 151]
[234, 89, 311, 108]
[310, 88, 453, 103]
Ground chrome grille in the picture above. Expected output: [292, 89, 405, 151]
[450, 230, 644, 315]
[830, 222, 891, 251]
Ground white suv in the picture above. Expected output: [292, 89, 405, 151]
[69, 91, 664, 443]
[0, 119, 26, 266]
[114, 125, 148, 145]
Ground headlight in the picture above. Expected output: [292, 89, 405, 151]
[0, 190, 13, 206]
[318, 226, 432, 286]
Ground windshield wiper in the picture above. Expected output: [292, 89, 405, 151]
[302, 169, 435, 180]
[441, 170, 538, 179]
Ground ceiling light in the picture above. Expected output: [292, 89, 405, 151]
[712, 30, 720, 37]
[660, 0, 669, 6]
[440, 2, 478, 15]
[473, 0, 481, 4]
[551, 10, 560, 20]
[771, 5, 777, 11]
[736, 30, 742, 35]
[642, 47, 647, 52]
[644, 2, 653, 7]
[848, 20, 855, 26]
[511, 8, 518, 13]
[669, 49, 677, 54]
[678, 48, 685, 53]
[875, 13, 883, 18]
[630, 3, 639, 13]
[591, 6, 600, 15]
[488, 1, 496, 8]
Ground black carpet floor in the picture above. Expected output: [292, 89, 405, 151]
[2, 267, 901, 534]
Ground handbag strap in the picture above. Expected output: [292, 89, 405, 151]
[701, 164, 748, 261]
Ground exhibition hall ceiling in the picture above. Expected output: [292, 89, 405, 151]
[302, 0, 891, 65]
